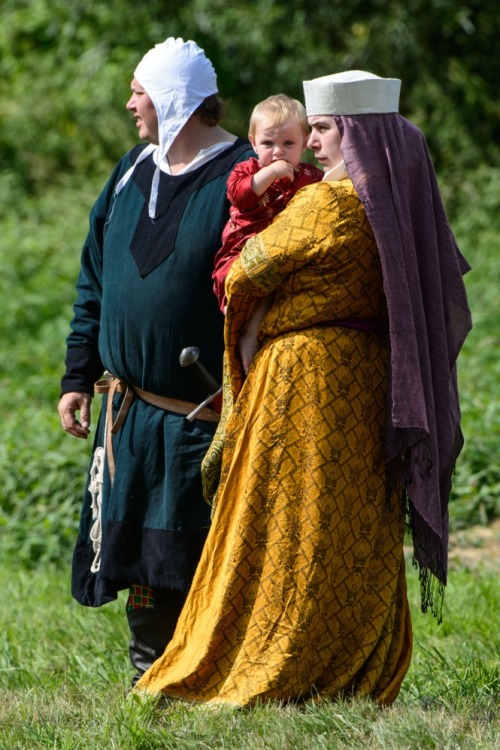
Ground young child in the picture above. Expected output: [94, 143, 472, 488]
[213, 94, 323, 372]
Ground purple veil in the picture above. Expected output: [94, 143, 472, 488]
[336, 113, 472, 617]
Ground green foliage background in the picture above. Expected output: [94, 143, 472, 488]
[2, 0, 500, 193]
[0, 0, 499, 567]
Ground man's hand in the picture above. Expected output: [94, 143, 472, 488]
[58, 391, 92, 439]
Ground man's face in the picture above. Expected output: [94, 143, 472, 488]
[126, 78, 159, 144]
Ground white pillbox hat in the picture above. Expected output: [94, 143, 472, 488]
[303, 70, 401, 116]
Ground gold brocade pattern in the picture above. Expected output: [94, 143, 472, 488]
[201, 352, 232, 509]
[138, 181, 413, 706]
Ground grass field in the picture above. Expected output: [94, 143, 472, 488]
[0, 545, 498, 749]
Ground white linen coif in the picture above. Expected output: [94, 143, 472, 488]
[115, 37, 218, 218]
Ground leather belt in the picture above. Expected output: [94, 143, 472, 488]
[95, 375, 219, 481]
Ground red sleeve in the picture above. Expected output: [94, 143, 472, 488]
[227, 158, 262, 210]
[292, 163, 324, 191]
[212, 243, 241, 311]
[212, 159, 261, 311]
[213, 162, 321, 312]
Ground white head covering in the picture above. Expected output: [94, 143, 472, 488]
[303, 70, 401, 116]
[115, 37, 218, 218]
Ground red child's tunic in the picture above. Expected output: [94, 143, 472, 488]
[213, 157, 323, 310]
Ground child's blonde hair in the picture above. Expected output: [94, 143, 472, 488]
[249, 94, 309, 138]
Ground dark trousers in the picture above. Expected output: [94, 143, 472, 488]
[127, 587, 188, 685]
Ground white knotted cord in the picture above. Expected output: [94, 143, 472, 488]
[88, 438, 106, 574]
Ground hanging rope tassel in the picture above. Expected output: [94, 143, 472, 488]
[86, 376, 126, 576]
[88, 444, 105, 573]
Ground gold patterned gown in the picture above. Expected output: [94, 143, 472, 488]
[137, 180, 413, 706]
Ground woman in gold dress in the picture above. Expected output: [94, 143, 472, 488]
[137, 71, 471, 706]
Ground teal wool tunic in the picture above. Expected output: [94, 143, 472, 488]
[63, 140, 253, 606]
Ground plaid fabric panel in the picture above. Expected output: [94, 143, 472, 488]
[126, 584, 155, 612]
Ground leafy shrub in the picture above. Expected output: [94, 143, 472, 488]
[0, 184, 94, 567]
[448, 165, 500, 528]
[0, 427, 88, 565]
[1, 0, 499, 195]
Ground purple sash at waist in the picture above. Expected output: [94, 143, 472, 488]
[328, 317, 388, 333]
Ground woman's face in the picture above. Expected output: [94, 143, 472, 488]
[126, 79, 159, 144]
[307, 116, 342, 169]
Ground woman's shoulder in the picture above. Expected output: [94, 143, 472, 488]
[292, 177, 359, 204]
[284, 179, 365, 238]
[319, 178, 363, 210]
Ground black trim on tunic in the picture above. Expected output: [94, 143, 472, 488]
[130, 138, 251, 277]
[72, 523, 210, 606]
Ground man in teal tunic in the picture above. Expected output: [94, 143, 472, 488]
[58, 37, 253, 684]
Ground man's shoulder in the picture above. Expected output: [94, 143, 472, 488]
[199, 139, 255, 184]
[225, 139, 255, 166]
[104, 145, 149, 182]
[129, 143, 151, 164]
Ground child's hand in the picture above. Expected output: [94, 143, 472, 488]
[238, 330, 261, 375]
[271, 159, 295, 182]
[252, 161, 296, 195]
